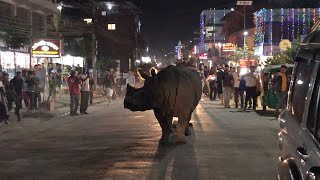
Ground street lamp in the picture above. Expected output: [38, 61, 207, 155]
[235, 1, 253, 48]
[243, 31, 248, 36]
[57, 5, 62, 11]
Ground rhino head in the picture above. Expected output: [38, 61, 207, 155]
[124, 68, 157, 111]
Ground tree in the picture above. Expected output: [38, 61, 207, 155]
[1, 31, 28, 71]
[265, 39, 300, 65]
[96, 56, 119, 73]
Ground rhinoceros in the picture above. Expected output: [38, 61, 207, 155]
[124, 65, 202, 144]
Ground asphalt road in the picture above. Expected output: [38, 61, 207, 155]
[0, 99, 279, 180]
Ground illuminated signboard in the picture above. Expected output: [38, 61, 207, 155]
[32, 39, 61, 58]
[239, 59, 256, 67]
[223, 43, 236, 52]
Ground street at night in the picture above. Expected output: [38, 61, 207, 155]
[0, 99, 278, 179]
[2, 0, 320, 179]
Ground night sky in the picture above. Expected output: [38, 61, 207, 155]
[142, 0, 236, 54]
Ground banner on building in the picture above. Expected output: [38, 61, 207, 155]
[223, 43, 236, 52]
[239, 59, 256, 67]
[31, 39, 61, 58]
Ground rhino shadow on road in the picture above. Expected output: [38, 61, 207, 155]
[148, 128, 200, 180]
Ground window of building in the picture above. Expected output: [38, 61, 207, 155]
[108, 24, 116, 30]
[289, 58, 316, 123]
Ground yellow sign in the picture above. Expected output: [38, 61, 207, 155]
[279, 39, 292, 51]
[223, 43, 236, 52]
[32, 39, 61, 58]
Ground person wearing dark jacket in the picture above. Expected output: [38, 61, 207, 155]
[10, 72, 23, 121]
[273, 65, 290, 116]
[26, 70, 36, 110]
[217, 67, 224, 105]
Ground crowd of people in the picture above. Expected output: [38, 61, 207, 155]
[99, 69, 136, 105]
[199, 64, 289, 116]
[0, 63, 97, 123]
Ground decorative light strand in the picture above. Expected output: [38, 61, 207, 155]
[213, 8, 216, 43]
[292, 8, 295, 40]
[200, 12, 205, 52]
[313, 8, 316, 25]
[281, 8, 284, 40]
[308, 8, 311, 32]
[297, 9, 300, 36]
[223, 8, 226, 41]
[209, 8, 212, 45]
[303, 8, 306, 34]
[270, 9, 273, 54]
[287, 9, 290, 39]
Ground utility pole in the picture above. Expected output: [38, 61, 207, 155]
[92, 0, 97, 89]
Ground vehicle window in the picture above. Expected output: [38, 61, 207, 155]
[307, 68, 320, 134]
[290, 58, 315, 123]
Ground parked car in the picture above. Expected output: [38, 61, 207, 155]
[278, 21, 320, 180]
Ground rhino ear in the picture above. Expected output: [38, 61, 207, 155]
[138, 69, 150, 80]
[151, 68, 157, 77]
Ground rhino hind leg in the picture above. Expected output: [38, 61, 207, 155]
[154, 110, 173, 145]
[176, 113, 191, 144]
[185, 127, 191, 136]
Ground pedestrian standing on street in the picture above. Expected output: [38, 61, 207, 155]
[89, 73, 94, 105]
[207, 68, 217, 101]
[243, 65, 258, 111]
[47, 63, 53, 77]
[104, 71, 114, 105]
[47, 71, 57, 102]
[233, 66, 244, 108]
[37, 64, 46, 103]
[222, 65, 233, 108]
[55, 63, 63, 98]
[26, 70, 36, 110]
[80, 73, 90, 114]
[273, 65, 290, 117]
[128, 69, 136, 88]
[0, 78, 9, 124]
[33, 66, 41, 109]
[203, 66, 210, 96]
[217, 66, 224, 105]
[10, 72, 23, 121]
[68, 71, 81, 116]
[21, 70, 30, 110]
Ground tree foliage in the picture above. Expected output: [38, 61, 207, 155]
[96, 56, 119, 73]
[2, 32, 28, 50]
[265, 39, 300, 65]
[64, 36, 92, 58]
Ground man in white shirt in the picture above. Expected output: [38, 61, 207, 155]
[128, 70, 136, 88]
[243, 65, 258, 110]
[233, 66, 244, 108]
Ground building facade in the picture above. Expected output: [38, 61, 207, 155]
[0, 0, 59, 71]
[96, 1, 143, 72]
[199, 9, 231, 55]
[254, 8, 320, 57]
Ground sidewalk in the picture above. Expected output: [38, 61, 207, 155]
[13, 90, 110, 121]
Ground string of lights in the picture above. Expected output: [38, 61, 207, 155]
[213, 8, 216, 43]
[270, 9, 273, 54]
[291, 8, 294, 40]
[281, 8, 284, 40]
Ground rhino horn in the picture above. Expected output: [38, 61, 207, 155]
[138, 69, 151, 80]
